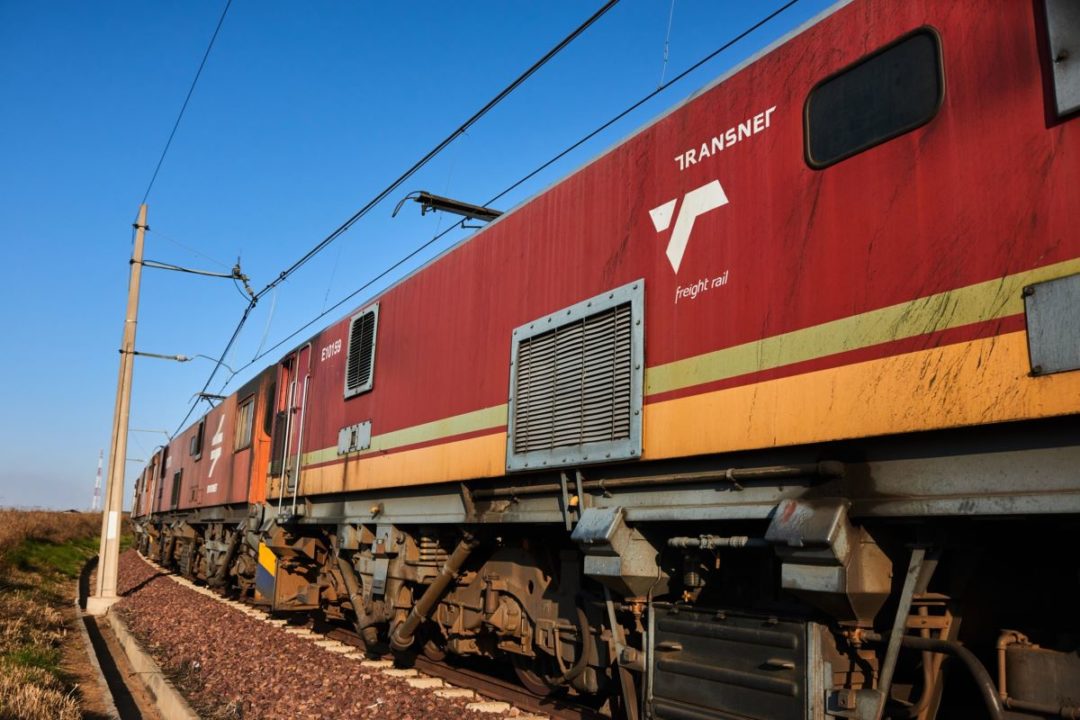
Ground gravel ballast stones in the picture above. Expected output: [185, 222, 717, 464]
[113, 550, 524, 720]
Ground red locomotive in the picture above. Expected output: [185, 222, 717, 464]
[133, 1, 1080, 717]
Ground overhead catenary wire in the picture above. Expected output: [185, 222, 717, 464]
[131, 1, 234, 434]
[232, 277, 254, 303]
[133, 0, 237, 428]
[148, 228, 231, 270]
[140, 0, 233, 206]
[484, 0, 799, 209]
[212, 0, 802, 392]
[250, 0, 621, 303]
[659, 0, 677, 87]
[253, 287, 278, 360]
[169, 0, 622, 435]
[217, 219, 464, 392]
[172, 302, 255, 435]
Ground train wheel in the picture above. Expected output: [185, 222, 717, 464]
[419, 624, 447, 662]
[512, 655, 560, 696]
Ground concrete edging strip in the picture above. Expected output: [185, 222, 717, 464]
[73, 594, 120, 720]
[106, 608, 200, 720]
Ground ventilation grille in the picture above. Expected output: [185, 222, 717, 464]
[345, 306, 378, 398]
[513, 302, 633, 455]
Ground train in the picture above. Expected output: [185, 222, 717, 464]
[131, 1, 1080, 718]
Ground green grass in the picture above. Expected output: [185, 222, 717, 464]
[5, 645, 61, 673]
[6, 536, 100, 579]
[4, 532, 132, 580]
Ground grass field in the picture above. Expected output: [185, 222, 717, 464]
[0, 509, 110, 720]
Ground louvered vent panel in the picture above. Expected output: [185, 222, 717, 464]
[513, 302, 633, 454]
[345, 308, 377, 397]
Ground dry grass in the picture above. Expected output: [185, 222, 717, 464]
[0, 664, 81, 720]
[0, 510, 102, 559]
[0, 510, 107, 720]
[0, 592, 79, 720]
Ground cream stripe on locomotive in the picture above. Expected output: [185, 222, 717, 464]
[301, 404, 509, 467]
[300, 257, 1080, 468]
[647, 256, 1080, 396]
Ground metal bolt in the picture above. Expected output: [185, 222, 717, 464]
[1031, 365, 1043, 376]
[841, 690, 859, 710]
[1022, 285, 1035, 297]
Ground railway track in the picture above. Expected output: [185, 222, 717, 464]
[137, 551, 601, 719]
[322, 627, 603, 720]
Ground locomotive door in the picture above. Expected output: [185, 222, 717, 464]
[155, 446, 169, 514]
[271, 343, 312, 514]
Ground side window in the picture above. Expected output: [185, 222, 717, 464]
[344, 304, 379, 399]
[190, 420, 205, 459]
[234, 395, 255, 451]
[805, 28, 943, 168]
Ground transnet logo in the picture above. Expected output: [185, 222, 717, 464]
[649, 179, 729, 274]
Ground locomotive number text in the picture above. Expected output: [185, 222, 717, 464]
[321, 339, 342, 362]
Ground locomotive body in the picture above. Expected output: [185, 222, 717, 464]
[133, 1, 1080, 718]
[271, 0, 1079, 501]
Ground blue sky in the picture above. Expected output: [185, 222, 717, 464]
[0, 0, 834, 509]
